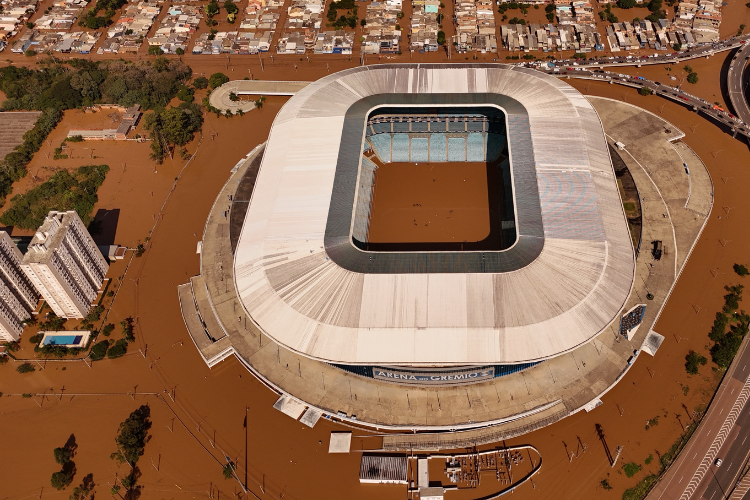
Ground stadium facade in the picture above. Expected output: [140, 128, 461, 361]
[233, 64, 636, 377]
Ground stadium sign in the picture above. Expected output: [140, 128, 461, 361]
[373, 367, 495, 385]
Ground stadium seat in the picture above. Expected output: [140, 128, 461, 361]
[448, 119, 465, 133]
[369, 134, 392, 162]
[467, 133, 484, 162]
[410, 137, 429, 162]
[448, 137, 466, 162]
[372, 122, 391, 134]
[393, 121, 410, 133]
[411, 121, 429, 133]
[429, 134, 447, 162]
[392, 134, 409, 162]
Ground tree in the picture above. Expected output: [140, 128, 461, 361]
[685, 350, 707, 374]
[224, 0, 238, 14]
[222, 461, 236, 479]
[687, 72, 698, 84]
[17, 362, 35, 373]
[51, 470, 75, 490]
[229, 92, 239, 102]
[106, 339, 128, 359]
[54, 447, 73, 465]
[111, 405, 152, 466]
[121, 317, 135, 342]
[437, 30, 446, 45]
[24, 49, 36, 57]
[735, 264, 749, 277]
[208, 72, 229, 89]
[147, 45, 164, 56]
[90, 340, 109, 361]
[205, 0, 220, 18]
[175, 47, 184, 55]
[618, 0, 637, 8]
[68, 474, 95, 500]
[176, 84, 194, 102]
[639, 86, 653, 96]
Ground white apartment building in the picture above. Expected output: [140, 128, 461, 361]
[21, 211, 109, 319]
[0, 231, 39, 341]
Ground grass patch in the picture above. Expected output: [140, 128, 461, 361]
[644, 454, 653, 465]
[623, 462, 642, 478]
[0, 164, 109, 229]
[622, 474, 658, 500]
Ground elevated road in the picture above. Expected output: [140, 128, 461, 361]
[545, 68, 750, 143]
[728, 42, 750, 127]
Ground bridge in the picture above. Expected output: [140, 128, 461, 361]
[728, 41, 750, 127]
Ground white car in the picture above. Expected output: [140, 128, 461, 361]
[714, 458, 723, 467]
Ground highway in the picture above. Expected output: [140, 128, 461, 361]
[647, 336, 750, 500]
[727, 42, 750, 127]
[532, 34, 750, 70]
[537, 67, 750, 144]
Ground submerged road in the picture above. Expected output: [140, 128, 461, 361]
[727, 42, 750, 127]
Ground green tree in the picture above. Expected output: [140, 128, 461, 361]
[222, 461, 236, 479]
[54, 447, 73, 465]
[687, 72, 698, 84]
[224, 0, 238, 14]
[17, 362, 35, 373]
[639, 86, 653, 96]
[148, 45, 164, 56]
[175, 47, 184, 55]
[734, 263, 749, 276]
[205, 0, 219, 17]
[194, 77, 208, 91]
[51, 470, 75, 490]
[106, 339, 128, 359]
[437, 30, 446, 45]
[110, 405, 152, 466]
[685, 350, 707, 374]
[176, 84, 194, 103]
[618, 0, 637, 8]
[208, 72, 229, 89]
[68, 474, 95, 500]
[90, 340, 109, 361]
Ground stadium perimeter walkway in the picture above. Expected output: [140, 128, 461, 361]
[178, 98, 712, 443]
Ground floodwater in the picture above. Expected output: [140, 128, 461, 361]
[0, 49, 749, 500]
[368, 161, 492, 245]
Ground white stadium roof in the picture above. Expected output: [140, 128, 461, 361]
[233, 64, 636, 366]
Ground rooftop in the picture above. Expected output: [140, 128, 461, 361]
[233, 64, 636, 366]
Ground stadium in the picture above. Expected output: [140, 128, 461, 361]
[181, 64, 704, 434]
[234, 64, 635, 370]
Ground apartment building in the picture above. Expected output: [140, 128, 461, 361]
[0, 232, 39, 341]
[21, 211, 108, 319]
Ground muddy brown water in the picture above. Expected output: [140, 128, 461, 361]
[0, 52, 749, 498]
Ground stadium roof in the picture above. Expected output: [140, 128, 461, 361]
[233, 64, 636, 366]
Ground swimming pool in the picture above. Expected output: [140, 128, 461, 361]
[43, 335, 82, 346]
[39, 331, 90, 348]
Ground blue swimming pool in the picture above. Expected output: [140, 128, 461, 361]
[42, 335, 83, 346]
